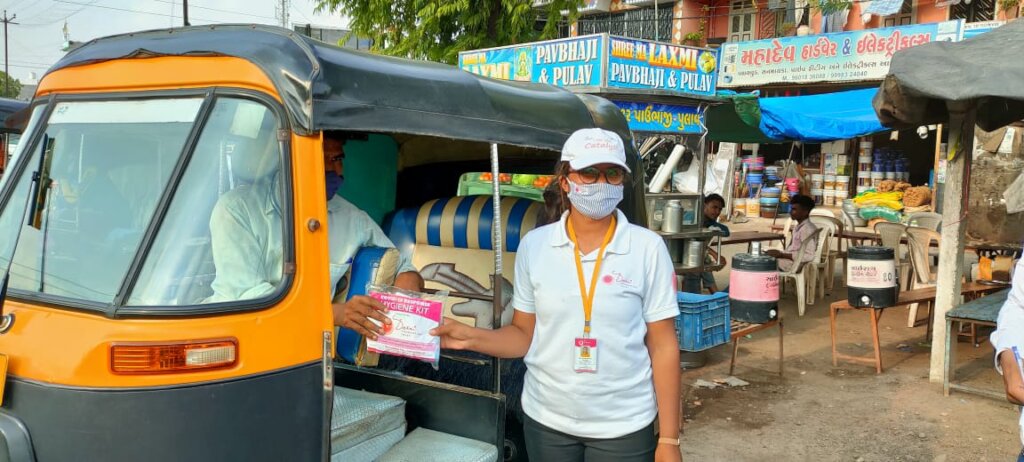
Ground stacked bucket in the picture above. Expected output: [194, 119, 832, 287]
[760, 187, 781, 218]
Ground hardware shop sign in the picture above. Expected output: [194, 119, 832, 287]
[717, 20, 963, 87]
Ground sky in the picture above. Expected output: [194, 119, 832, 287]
[0, 0, 349, 83]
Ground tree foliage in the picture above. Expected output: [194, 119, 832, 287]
[0, 72, 21, 99]
[315, 0, 584, 64]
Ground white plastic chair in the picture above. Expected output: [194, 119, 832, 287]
[810, 209, 836, 218]
[779, 227, 824, 317]
[907, 212, 942, 232]
[873, 222, 911, 291]
[771, 216, 794, 250]
[807, 217, 835, 301]
[905, 226, 940, 328]
[811, 215, 846, 291]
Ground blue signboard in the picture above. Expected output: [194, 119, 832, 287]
[458, 35, 603, 87]
[613, 100, 704, 134]
[459, 34, 720, 98]
[606, 36, 719, 96]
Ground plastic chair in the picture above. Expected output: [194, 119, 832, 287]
[808, 217, 835, 300]
[873, 222, 911, 291]
[810, 209, 836, 218]
[907, 212, 942, 232]
[771, 216, 794, 250]
[814, 215, 847, 291]
[779, 227, 824, 317]
[905, 226, 940, 328]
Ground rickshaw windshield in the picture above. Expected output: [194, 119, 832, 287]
[0, 98, 204, 305]
[0, 95, 289, 313]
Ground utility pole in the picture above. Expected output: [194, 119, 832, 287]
[276, 0, 290, 28]
[1, 10, 16, 98]
[183, 0, 189, 26]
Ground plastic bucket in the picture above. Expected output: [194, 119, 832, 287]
[785, 178, 800, 192]
[823, 189, 836, 206]
[746, 200, 760, 217]
[811, 188, 824, 205]
[835, 189, 849, 201]
[824, 175, 837, 190]
[761, 187, 781, 198]
[836, 176, 850, 189]
[811, 174, 824, 189]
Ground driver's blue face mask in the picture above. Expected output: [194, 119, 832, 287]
[325, 171, 343, 201]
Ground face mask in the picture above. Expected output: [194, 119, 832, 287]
[566, 180, 622, 220]
[325, 172, 343, 201]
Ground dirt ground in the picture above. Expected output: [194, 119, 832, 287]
[678, 216, 1020, 462]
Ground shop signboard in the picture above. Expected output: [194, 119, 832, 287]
[606, 36, 719, 96]
[613, 100, 704, 134]
[458, 35, 604, 87]
[458, 34, 720, 98]
[717, 20, 963, 87]
[962, 20, 1005, 39]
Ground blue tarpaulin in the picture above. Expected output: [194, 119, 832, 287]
[758, 88, 886, 142]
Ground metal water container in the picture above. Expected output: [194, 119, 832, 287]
[847, 246, 898, 308]
[682, 239, 705, 268]
[662, 200, 682, 233]
[728, 253, 779, 323]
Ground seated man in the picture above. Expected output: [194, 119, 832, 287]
[322, 133, 423, 339]
[207, 131, 422, 339]
[683, 194, 730, 293]
[766, 195, 818, 272]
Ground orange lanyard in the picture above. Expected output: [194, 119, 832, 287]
[567, 216, 617, 337]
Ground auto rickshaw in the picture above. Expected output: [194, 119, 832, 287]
[0, 25, 645, 461]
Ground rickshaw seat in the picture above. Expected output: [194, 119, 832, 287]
[384, 195, 543, 329]
[384, 195, 543, 256]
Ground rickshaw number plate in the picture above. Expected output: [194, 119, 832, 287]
[0, 354, 7, 406]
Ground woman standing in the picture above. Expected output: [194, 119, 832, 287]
[432, 128, 682, 462]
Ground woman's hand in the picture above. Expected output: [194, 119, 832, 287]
[430, 317, 477, 350]
[655, 443, 682, 462]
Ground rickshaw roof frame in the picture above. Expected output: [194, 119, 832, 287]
[47, 24, 636, 156]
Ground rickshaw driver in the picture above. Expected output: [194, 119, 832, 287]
[207, 133, 421, 339]
[322, 133, 424, 339]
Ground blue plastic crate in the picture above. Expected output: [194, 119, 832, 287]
[675, 291, 730, 352]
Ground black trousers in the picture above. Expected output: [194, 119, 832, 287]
[523, 414, 657, 462]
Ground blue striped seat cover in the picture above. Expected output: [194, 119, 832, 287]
[385, 196, 544, 257]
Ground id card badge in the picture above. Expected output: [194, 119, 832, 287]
[573, 337, 598, 373]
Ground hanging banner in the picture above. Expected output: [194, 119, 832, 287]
[606, 36, 719, 96]
[458, 34, 720, 98]
[613, 100, 704, 134]
[717, 20, 963, 87]
[458, 35, 604, 87]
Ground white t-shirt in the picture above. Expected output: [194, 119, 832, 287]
[512, 209, 680, 439]
[991, 258, 1024, 445]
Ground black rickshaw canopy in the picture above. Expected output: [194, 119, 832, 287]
[47, 24, 633, 154]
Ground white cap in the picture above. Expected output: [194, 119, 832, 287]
[560, 128, 631, 173]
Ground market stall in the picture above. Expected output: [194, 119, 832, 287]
[459, 33, 728, 276]
[874, 19, 1024, 382]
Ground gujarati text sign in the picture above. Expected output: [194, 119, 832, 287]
[717, 20, 962, 87]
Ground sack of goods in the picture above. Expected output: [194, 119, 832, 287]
[853, 191, 903, 210]
[902, 186, 932, 207]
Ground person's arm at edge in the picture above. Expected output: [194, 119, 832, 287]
[647, 318, 681, 447]
[430, 309, 536, 359]
[998, 349, 1024, 405]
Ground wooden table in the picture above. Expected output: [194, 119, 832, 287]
[829, 282, 1009, 373]
[944, 288, 1011, 400]
[730, 318, 783, 376]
